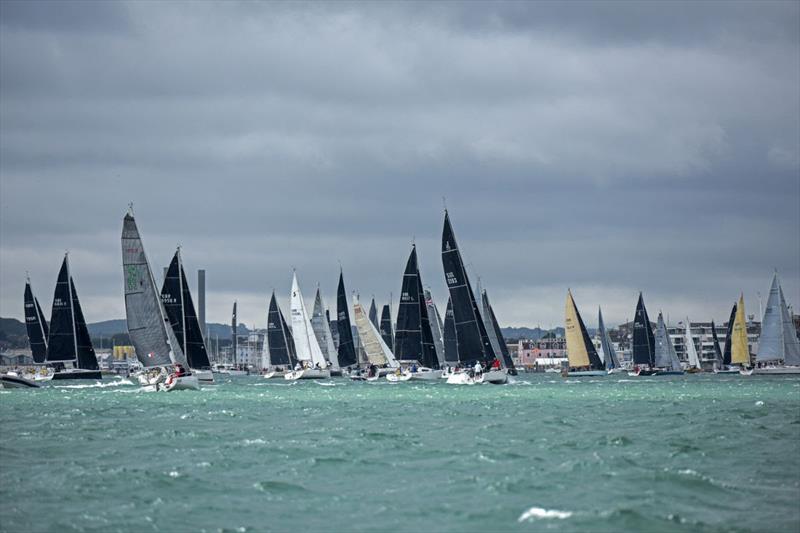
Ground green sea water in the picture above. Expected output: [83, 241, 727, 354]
[1, 374, 799, 533]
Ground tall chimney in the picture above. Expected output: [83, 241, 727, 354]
[198, 269, 206, 336]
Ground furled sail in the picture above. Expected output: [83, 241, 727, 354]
[122, 212, 187, 368]
[564, 290, 604, 370]
[266, 291, 295, 367]
[335, 270, 358, 368]
[482, 289, 517, 374]
[24, 278, 49, 364]
[632, 292, 655, 367]
[312, 288, 339, 370]
[731, 294, 750, 366]
[161, 249, 211, 370]
[425, 289, 446, 367]
[441, 210, 493, 363]
[722, 303, 737, 366]
[757, 273, 800, 365]
[394, 245, 439, 368]
[654, 312, 681, 371]
[442, 298, 459, 363]
[684, 319, 701, 369]
[598, 307, 619, 370]
[354, 295, 399, 367]
[379, 304, 394, 348]
[290, 272, 328, 368]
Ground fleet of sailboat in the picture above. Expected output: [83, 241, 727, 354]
[13, 207, 800, 389]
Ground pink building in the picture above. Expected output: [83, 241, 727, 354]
[514, 336, 566, 366]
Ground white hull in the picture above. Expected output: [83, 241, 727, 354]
[606, 368, 627, 374]
[483, 369, 508, 384]
[713, 367, 742, 374]
[386, 372, 412, 382]
[409, 368, 443, 381]
[564, 370, 606, 377]
[158, 374, 200, 391]
[193, 369, 215, 384]
[446, 371, 483, 385]
[753, 366, 800, 375]
[284, 368, 331, 380]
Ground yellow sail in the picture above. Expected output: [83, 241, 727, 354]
[565, 290, 590, 368]
[731, 294, 750, 365]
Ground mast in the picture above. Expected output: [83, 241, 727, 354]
[232, 301, 238, 366]
[178, 249, 187, 362]
[66, 254, 78, 364]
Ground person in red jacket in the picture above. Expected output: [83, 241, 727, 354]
[492, 359, 501, 370]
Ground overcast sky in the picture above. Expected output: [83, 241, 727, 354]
[1, 1, 798, 330]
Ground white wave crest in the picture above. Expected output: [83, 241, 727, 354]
[518, 507, 573, 522]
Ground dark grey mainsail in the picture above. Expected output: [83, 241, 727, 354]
[441, 210, 494, 364]
[722, 303, 736, 366]
[394, 245, 439, 368]
[632, 292, 655, 367]
[379, 304, 394, 348]
[266, 291, 295, 367]
[424, 289, 446, 367]
[336, 270, 358, 368]
[598, 307, 620, 370]
[757, 273, 800, 365]
[710, 320, 724, 366]
[654, 312, 682, 371]
[122, 211, 187, 368]
[481, 289, 517, 375]
[45, 255, 99, 370]
[442, 298, 459, 363]
[24, 278, 49, 364]
[161, 249, 211, 370]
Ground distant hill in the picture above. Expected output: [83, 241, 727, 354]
[87, 319, 251, 339]
[0, 317, 26, 337]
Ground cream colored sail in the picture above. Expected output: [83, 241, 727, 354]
[731, 294, 750, 366]
[353, 295, 399, 367]
[564, 290, 590, 368]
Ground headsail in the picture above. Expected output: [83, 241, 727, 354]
[379, 304, 394, 348]
[425, 289, 446, 367]
[354, 295, 399, 367]
[442, 298, 459, 363]
[654, 312, 681, 371]
[757, 273, 800, 365]
[564, 290, 603, 370]
[290, 272, 327, 368]
[335, 270, 358, 368]
[710, 320, 724, 367]
[632, 292, 655, 367]
[24, 279, 49, 364]
[312, 288, 339, 370]
[266, 291, 295, 367]
[722, 303, 737, 366]
[394, 245, 439, 368]
[161, 249, 211, 370]
[122, 212, 187, 368]
[46, 256, 78, 363]
[482, 289, 517, 374]
[731, 294, 750, 366]
[598, 307, 619, 370]
[441, 210, 493, 363]
[684, 319, 701, 369]
[70, 276, 99, 371]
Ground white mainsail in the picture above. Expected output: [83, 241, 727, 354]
[311, 288, 340, 371]
[654, 312, 682, 371]
[598, 307, 620, 369]
[684, 319, 701, 369]
[757, 273, 800, 365]
[289, 272, 327, 368]
[353, 295, 399, 368]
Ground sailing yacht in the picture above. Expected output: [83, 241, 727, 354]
[714, 303, 741, 374]
[122, 210, 198, 391]
[353, 294, 400, 378]
[285, 272, 330, 380]
[424, 289, 447, 368]
[311, 288, 341, 376]
[563, 290, 606, 377]
[754, 273, 800, 374]
[335, 270, 359, 374]
[683, 319, 703, 373]
[481, 289, 518, 380]
[44, 254, 102, 380]
[393, 244, 441, 381]
[598, 307, 624, 374]
[629, 292, 658, 376]
[653, 312, 684, 375]
[727, 294, 753, 374]
[379, 303, 394, 349]
[441, 297, 459, 376]
[263, 291, 296, 378]
[161, 248, 214, 384]
[24, 276, 50, 380]
[441, 210, 507, 385]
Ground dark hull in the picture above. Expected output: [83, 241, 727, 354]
[51, 369, 103, 380]
[0, 374, 41, 388]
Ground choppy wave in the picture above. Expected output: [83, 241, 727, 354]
[518, 507, 573, 521]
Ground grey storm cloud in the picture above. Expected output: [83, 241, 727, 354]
[1, 0, 798, 329]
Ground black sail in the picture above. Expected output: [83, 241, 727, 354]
[379, 304, 393, 347]
[482, 290, 518, 375]
[336, 271, 358, 368]
[416, 272, 440, 369]
[710, 320, 724, 365]
[722, 303, 737, 366]
[574, 293, 604, 371]
[632, 292, 655, 367]
[70, 278, 99, 370]
[179, 260, 211, 369]
[231, 301, 238, 366]
[395, 246, 424, 362]
[24, 281, 49, 363]
[266, 292, 294, 367]
[280, 306, 297, 363]
[368, 298, 379, 330]
[443, 298, 459, 363]
[441, 211, 490, 363]
[46, 256, 77, 363]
